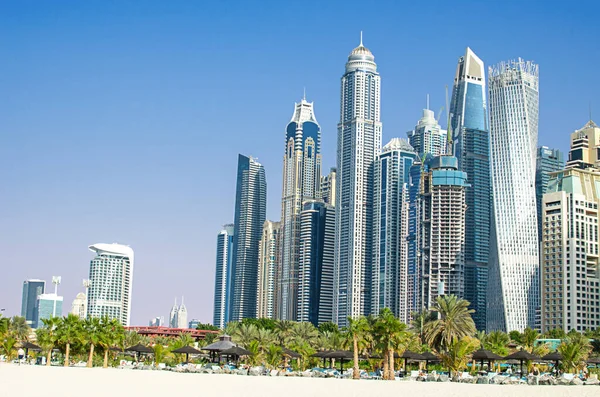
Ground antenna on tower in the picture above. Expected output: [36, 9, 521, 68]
[426, 94, 430, 110]
[360, 31, 363, 46]
[590, 101, 593, 121]
[303, 87, 306, 101]
[445, 84, 453, 154]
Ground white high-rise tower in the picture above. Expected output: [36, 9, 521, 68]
[88, 243, 134, 326]
[334, 33, 382, 326]
[487, 59, 540, 332]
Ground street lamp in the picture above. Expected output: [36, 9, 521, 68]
[82, 279, 91, 318]
[52, 276, 61, 317]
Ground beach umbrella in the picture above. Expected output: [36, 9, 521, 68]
[125, 343, 154, 362]
[420, 351, 439, 371]
[397, 350, 425, 371]
[282, 348, 301, 358]
[312, 350, 332, 367]
[541, 351, 563, 369]
[324, 350, 354, 372]
[20, 342, 41, 359]
[587, 356, 600, 366]
[472, 348, 503, 371]
[504, 350, 539, 375]
[171, 345, 203, 363]
[220, 346, 252, 365]
[202, 335, 236, 363]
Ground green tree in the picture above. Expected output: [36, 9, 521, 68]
[318, 322, 339, 334]
[9, 316, 31, 342]
[274, 320, 294, 346]
[373, 308, 407, 380]
[290, 322, 318, 347]
[265, 344, 282, 369]
[345, 316, 370, 380]
[57, 314, 84, 367]
[558, 333, 592, 373]
[423, 295, 476, 352]
[194, 322, 219, 331]
[246, 340, 261, 366]
[83, 317, 102, 367]
[203, 332, 218, 345]
[36, 317, 61, 366]
[509, 330, 522, 344]
[485, 330, 510, 356]
[440, 336, 480, 377]
[231, 324, 258, 348]
[97, 316, 124, 368]
[521, 327, 539, 352]
[153, 343, 167, 367]
[255, 328, 275, 356]
[410, 309, 435, 343]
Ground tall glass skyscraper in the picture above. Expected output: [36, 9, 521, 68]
[278, 98, 321, 321]
[213, 224, 234, 329]
[21, 279, 45, 328]
[371, 138, 417, 323]
[88, 243, 134, 326]
[407, 108, 447, 158]
[536, 146, 564, 240]
[298, 201, 335, 326]
[257, 220, 280, 319]
[488, 59, 540, 332]
[334, 35, 382, 326]
[230, 154, 267, 321]
[448, 47, 491, 330]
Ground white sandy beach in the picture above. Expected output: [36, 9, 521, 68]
[0, 363, 597, 397]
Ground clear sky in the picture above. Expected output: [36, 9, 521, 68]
[1, 0, 599, 325]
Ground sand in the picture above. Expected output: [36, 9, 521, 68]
[0, 363, 597, 397]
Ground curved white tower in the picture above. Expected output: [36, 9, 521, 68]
[487, 59, 540, 332]
[88, 243, 134, 326]
[334, 33, 382, 326]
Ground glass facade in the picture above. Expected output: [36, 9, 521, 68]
[535, 146, 564, 240]
[36, 294, 63, 326]
[213, 224, 234, 329]
[448, 48, 491, 331]
[230, 154, 267, 322]
[21, 280, 45, 328]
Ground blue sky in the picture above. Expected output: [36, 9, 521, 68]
[1, 0, 599, 325]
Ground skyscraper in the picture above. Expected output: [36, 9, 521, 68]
[298, 201, 335, 325]
[448, 47, 491, 331]
[70, 292, 87, 319]
[278, 97, 321, 321]
[21, 279, 45, 328]
[407, 106, 447, 158]
[177, 298, 188, 328]
[36, 293, 63, 326]
[169, 298, 179, 328]
[230, 154, 267, 322]
[334, 34, 382, 326]
[536, 146, 564, 240]
[420, 156, 468, 308]
[541, 120, 600, 333]
[320, 168, 337, 206]
[257, 220, 280, 319]
[87, 243, 134, 326]
[488, 58, 540, 332]
[371, 138, 417, 322]
[213, 224, 234, 329]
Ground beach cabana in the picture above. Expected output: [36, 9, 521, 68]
[472, 348, 503, 371]
[541, 351, 563, 369]
[420, 351, 439, 372]
[325, 350, 353, 372]
[587, 356, 600, 367]
[220, 346, 251, 364]
[125, 343, 154, 362]
[312, 350, 332, 368]
[20, 342, 41, 359]
[202, 335, 236, 363]
[503, 350, 539, 376]
[171, 345, 203, 364]
[397, 350, 425, 371]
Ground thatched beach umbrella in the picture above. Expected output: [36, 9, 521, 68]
[397, 350, 426, 371]
[125, 343, 154, 362]
[171, 345, 203, 364]
[325, 350, 353, 372]
[541, 351, 563, 369]
[20, 341, 41, 359]
[202, 335, 236, 363]
[504, 350, 539, 375]
[312, 350, 332, 367]
[472, 348, 503, 371]
[420, 351, 439, 371]
[220, 346, 251, 364]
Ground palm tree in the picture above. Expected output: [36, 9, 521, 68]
[265, 344, 282, 369]
[97, 316, 124, 368]
[345, 316, 370, 380]
[36, 317, 61, 366]
[410, 309, 435, 343]
[423, 295, 476, 352]
[290, 322, 318, 347]
[373, 308, 406, 380]
[558, 333, 592, 373]
[57, 314, 83, 367]
[320, 330, 343, 351]
[9, 316, 31, 342]
[485, 330, 509, 356]
[231, 324, 258, 348]
[255, 328, 275, 356]
[439, 336, 480, 377]
[274, 320, 294, 346]
[153, 344, 167, 367]
[83, 317, 102, 367]
[203, 332, 218, 345]
[521, 327, 539, 352]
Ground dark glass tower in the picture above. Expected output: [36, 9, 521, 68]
[448, 47, 491, 331]
[535, 146, 564, 240]
[21, 280, 45, 328]
[213, 224, 234, 328]
[230, 154, 267, 322]
[297, 201, 335, 326]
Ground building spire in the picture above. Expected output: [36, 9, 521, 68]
[426, 94, 430, 110]
[360, 31, 363, 46]
[303, 87, 306, 101]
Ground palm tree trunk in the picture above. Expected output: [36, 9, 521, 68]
[382, 350, 389, 380]
[103, 349, 109, 368]
[87, 344, 95, 368]
[389, 348, 395, 380]
[353, 334, 359, 380]
[64, 343, 70, 367]
[46, 349, 52, 366]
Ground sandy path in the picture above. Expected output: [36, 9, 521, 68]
[0, 363, 597, 397]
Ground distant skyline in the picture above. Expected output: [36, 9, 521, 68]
[2, 0, 599, 325]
